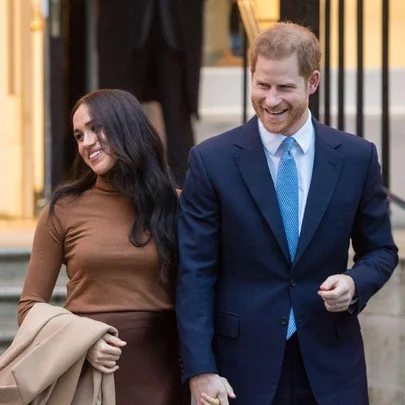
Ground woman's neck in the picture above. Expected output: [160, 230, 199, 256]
[95, 175, 116, 192]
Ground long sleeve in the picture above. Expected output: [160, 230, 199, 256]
[18, 204, 65, 325]
[176, 146, 221, 381]
[345, 143, 398, 313]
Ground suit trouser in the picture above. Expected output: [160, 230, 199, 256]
[272, 333, 318, 405]
[98, 13, 194, 187]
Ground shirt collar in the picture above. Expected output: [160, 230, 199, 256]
[258, 110, 314, 156]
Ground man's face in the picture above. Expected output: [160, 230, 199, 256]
[251, 53, 319, 136]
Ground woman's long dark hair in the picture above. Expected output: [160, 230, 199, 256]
[50, 89, 179, 283]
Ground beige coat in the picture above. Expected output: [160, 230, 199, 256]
[0, 303, 117, 405]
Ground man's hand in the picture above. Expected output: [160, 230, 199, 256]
[190, 373, 236, 405]
[318, 274, 356, 312]
[87, 333, 127, 374]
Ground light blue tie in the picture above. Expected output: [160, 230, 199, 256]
[276, 137, 299, 339]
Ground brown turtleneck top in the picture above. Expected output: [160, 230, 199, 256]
[18, 178, 175, 325]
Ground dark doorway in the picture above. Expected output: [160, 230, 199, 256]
[47, 0, 88, 191]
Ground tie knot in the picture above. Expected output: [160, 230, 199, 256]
[283, 137, 296, 153]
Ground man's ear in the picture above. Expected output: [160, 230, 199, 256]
[308, 70, 320, 95]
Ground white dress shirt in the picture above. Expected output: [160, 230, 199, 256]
[258, 113, 358, 308]
[258, 111, 315, 234]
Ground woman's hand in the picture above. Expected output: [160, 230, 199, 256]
[87, 332, 127, 374]
[201, 393, 220, 405]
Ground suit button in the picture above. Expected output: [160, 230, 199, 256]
[290, 279, 297, 287]
[280, 317, 288, 325]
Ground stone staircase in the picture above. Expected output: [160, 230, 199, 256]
[0, 247, 67, 354]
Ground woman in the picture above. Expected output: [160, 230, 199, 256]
[18, 89, 187, 405]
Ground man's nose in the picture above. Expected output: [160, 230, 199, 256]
[265, 89, 281, 107]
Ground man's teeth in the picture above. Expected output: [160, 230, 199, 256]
[89, 150, 102, 159]
[267, 110, 285, 115]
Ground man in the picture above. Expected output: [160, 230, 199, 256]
[176, 22, 398, 405]
[97, 0, 204, 186]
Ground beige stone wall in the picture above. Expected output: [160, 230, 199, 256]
[360, 259, 405, 403]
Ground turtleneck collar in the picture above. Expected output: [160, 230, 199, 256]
[94, 176, 117, 193]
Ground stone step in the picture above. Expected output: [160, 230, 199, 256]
[0, 286, 66, 354]
[0, 286, 66, 329]
[0, 246, 67, 353]
[0, 247, 67, 287]
[0, 330, 16, 356]
[0, 247, 31, 287]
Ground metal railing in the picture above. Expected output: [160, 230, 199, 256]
[385, 189, 405, 210]
[239, 0, 405, 211]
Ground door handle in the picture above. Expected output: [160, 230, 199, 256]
[30, 0, 44, 31]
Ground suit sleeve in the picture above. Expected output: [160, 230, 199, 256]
[176, 146, 220, 381]
[18, 204, 65, 325]
[345, 142, 398, 313]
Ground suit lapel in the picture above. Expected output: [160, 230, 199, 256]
[234, 118, 291, 263]
[293, 121, 344, 266]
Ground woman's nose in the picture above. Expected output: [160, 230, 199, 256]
[83, 132, 97, 146]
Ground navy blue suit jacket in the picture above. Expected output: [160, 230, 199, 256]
[176, 117, 398, 405]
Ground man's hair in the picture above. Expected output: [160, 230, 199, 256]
[249, 22, 321, 79]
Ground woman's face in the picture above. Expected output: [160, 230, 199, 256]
[72, 104, 117, 176]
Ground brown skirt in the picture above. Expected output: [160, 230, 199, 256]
[83, 310, 189, 405]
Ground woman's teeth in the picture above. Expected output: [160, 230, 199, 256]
[89, 150, 102, 159]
